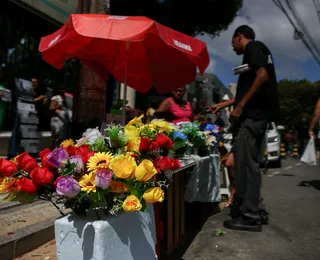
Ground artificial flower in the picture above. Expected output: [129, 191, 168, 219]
[69, 155, 84, 174]
[156, 134, 173, 150]
[122, 195, 142, 212]
[76, 137, 88, 146]
[154, 157, 181, 173]
[82, 127, 102, 144]
[30, 167, 54, 186]
[17, 177, 38, 194]
[149, 119, 172, 133]
[39, 148, 54, 168]
[17, 152, 38, 173]
[95, 169, 113, 189]
[139, 137, 153, 152]
[135, 160, 158, 182]
[55, 176, 81, 198]
[109, 154, 137, 179]
[124, 125, 141, 138]
[0, 177, 17, 193]
[172, 131, 188, 142]
[87, 152, 113, 172]
[110, 180, 128, 193]
[0, 159, 18, 177]
[79, 172, 96, 193]
[126, 114, 144, 127]
[127, 137, 141, 153]
[143, 187, 165, 203]
[60, 139, 75, 148]
[47, 147, 69, 168]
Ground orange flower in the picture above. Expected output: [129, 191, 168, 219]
[0, 177, 18, 193]
[110, 180, 128, 193]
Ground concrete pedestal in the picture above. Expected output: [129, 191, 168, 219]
[55, 205, 157, 260]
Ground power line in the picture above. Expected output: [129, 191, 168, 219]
[272, 0, 320, 66]
[313, 0, 320, 24]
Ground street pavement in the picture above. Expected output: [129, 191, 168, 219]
[15, 158, 320, 260]
[182, 158, 320, 260]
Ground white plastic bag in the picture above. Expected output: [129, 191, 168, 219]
[300, 138, 317, 165]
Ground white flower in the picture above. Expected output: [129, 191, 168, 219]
[82, 127, 102, 144]
[76, 137, 88, 146]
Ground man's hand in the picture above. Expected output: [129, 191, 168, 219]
[208, 103, 222, 114]
[230, 105, 243, 122]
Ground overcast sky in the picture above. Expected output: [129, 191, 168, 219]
[199, 0, 320, 86]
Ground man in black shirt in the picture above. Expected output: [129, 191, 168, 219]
[295, 116, 309, 156]
[209, 25, 280, 232]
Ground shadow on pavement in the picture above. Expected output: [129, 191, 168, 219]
[298, 180, 320, 191]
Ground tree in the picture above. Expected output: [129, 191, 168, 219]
[107, 0, 243, 36]
[278, 79, 320, 130]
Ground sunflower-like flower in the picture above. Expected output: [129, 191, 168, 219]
[87, 152, 114, 172]
[126, 114, 144, 128]
[79, 172, 96, 193]
[109, 154, 137, 179]
[60, 139, 75, 148]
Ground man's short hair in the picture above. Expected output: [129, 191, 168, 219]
[233, 25, 255, 40]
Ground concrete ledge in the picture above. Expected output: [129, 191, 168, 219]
[0, 219, 55, 260]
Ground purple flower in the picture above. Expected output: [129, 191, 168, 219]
[56, 176, 80, 198]
[69, 155, 84, 174]
[47, 147, 69, 168]
[95, 169, 113, 189]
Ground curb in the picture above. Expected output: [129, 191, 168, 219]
[0, 219, 55, 260]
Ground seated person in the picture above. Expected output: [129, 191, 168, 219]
[155, 86, 200, 124]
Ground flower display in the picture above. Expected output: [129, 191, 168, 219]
[0, 116, 184, 217]
[109, 154, 137, 179]
[122, 195, 142, 212]
[47, 147, 69, 168]
[143, 187, 165, 203]
[95, 169, 113, 189]
[55, 176, 81, 198]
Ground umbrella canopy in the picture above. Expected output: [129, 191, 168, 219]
[39, 14, 210, 94]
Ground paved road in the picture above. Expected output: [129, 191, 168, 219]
[183, 158, 320, 260]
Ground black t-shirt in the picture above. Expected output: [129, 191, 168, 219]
[214, 117, 225, 128]
[33, 85, 47, 112]
[296, 121, 309, 139]
[234, 41, 280, 122]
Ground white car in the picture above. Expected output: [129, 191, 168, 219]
[266, 122, 282, 167]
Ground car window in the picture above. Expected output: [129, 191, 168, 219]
[268, 123, 274, 130]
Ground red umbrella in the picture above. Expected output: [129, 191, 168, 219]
[39, 14, 210, 94]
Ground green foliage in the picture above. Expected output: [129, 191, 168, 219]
[90, 137, 108, 153]
[278, 79, 320, 130]
[110, 0, 243, 36]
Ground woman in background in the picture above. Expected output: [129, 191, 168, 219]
[156, 86, 201, 124]
[49, 86, 70, 148]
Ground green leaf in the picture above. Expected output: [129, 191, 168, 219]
[140, 199, 147, 212]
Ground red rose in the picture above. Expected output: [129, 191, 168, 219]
[0, 159, 18, 177]
[30, 167, 54, 186]
[75, 145, 90, 156]
[140, 138, 153, 151]
[18, 177, 38, 194]
[150, 141, 159, 151]
[65, 146, 76, 156]
[82, 151, 95, 165]
[154, 157, 180, 172]
[39, 149, 54, 168]
[17, 152, 38, 173]
[156, 134, 173, 150]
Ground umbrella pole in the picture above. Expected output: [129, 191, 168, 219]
[122, 41, 130, 126]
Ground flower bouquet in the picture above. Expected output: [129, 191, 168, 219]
[0, 116, 181, 218]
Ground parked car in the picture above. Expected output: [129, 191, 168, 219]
[267, 122, 281, 168]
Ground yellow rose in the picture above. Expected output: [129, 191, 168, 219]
[135, 160, 157, 182]
[109, 154, 137, 179]
[126, 115, 144, 127]
[143, 187, 165, 203]
[124, 126, 141, 138]
[127, 137, 141, 153]
[122, 195, 142, 212]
